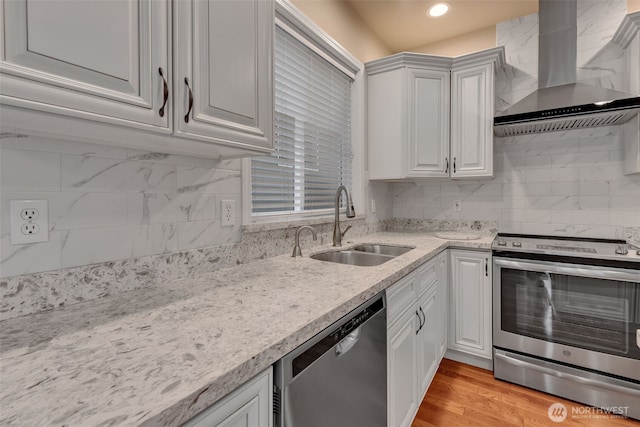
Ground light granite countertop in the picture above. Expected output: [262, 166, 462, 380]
[0, 231, 493, 426]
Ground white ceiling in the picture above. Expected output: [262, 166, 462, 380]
[344, 0, 539, 52]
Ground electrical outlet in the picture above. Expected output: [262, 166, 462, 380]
[371, 198, 376, 214]
[21, 223, 40, 235]
[453, 200, 461, 211]
[10, 200, 49, 244]
[221, 200, 235, 226]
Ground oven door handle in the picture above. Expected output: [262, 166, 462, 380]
[494, 351, 640, 397]
[493, 258, 640, 283]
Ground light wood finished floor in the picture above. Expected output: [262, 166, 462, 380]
[412, 358, 640, 427]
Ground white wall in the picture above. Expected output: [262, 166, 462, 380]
[391, 0, 640, 239]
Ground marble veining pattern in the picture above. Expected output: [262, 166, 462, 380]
[0, 232, 494, 427]
[0, 136, 244, 279]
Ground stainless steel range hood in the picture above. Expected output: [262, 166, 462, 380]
[494, 0, 640, 137]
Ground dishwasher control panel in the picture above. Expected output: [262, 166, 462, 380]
[291, 297, 384, 378]
[330, 298, 384, 344]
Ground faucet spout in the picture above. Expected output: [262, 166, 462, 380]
[292, 225, 317, 257]
[333, 185, 355, 246]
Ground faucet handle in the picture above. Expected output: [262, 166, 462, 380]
[292, 225, 318, 257]
[341, 224, 352, 238]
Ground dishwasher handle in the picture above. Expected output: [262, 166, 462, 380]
[335, 328, 360, 356]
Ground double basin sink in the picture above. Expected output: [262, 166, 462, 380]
[310, 243, 414, 267]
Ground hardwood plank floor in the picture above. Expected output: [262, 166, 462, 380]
[412, 359, 640, 427]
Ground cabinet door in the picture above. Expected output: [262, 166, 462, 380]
[436, 251, 449, 359]
[407, 68, 450, 177]
[449, 250, 492, 359]
[450, 63, 494, 178]
[183, 368, 272, 427]
[367, 68, 406, 180]
[388, 308, 419, 427]
[0, 0, 170, 130]
[174, 0, 273, 151]
[416, 289, 439, 396]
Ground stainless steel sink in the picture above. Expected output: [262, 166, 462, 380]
[310, 250, 394, 266]
[352, 244, 414, 257]
[310, 244, 414, 266]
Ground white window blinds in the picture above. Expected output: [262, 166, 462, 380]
[251, 26, 353, 216]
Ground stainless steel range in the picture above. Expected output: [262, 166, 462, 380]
[492, 234, 640, 419]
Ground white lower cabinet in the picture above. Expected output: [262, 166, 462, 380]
[183, 367, 272, 427]
[416, 288, 439, 394]
[387, 255, 446, 427]
[388, 301, 419, 427]
[436, 250, 449, 360]
[448, 249, 492, 360]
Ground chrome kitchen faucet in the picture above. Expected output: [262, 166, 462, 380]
[333, 185, 356, 246]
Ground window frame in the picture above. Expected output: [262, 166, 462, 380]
[242, 0, 364, 225]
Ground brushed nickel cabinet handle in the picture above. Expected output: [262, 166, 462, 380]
[453, 157, 457, 173]
[445, 158, 449, 174]
[158, 68, 168, 117]
[184, 77, 193, 123]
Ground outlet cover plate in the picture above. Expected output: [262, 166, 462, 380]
[10, 200, 49, 244]
[221, 200, 235, 226]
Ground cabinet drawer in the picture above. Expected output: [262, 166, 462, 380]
[386, 272, 417, 324]
[415, 257, 438, 296]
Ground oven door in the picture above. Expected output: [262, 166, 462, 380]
[493, 256, 640, 381]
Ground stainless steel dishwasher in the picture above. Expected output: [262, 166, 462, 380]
[274, 295, 386, 427]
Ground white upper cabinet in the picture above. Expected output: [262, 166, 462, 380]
[1, 0, 170, 129]
[174, 0, 273, 150]
[0, 0, 274, 159]
[451, 61, 494, 178]
[366, 48, 504, 180]
[408, 68, 450, 177]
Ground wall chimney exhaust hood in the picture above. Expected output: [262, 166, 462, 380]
[494, 0, 640, 137]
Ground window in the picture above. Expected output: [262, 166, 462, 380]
[251, 25, 353, 217]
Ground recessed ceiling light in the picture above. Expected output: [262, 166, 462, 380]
[428, 2, 450, 17]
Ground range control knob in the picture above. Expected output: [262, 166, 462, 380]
[615, 246, 628, 255]
[512, 241, 522, 248]
[497, 239, 507, 246]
